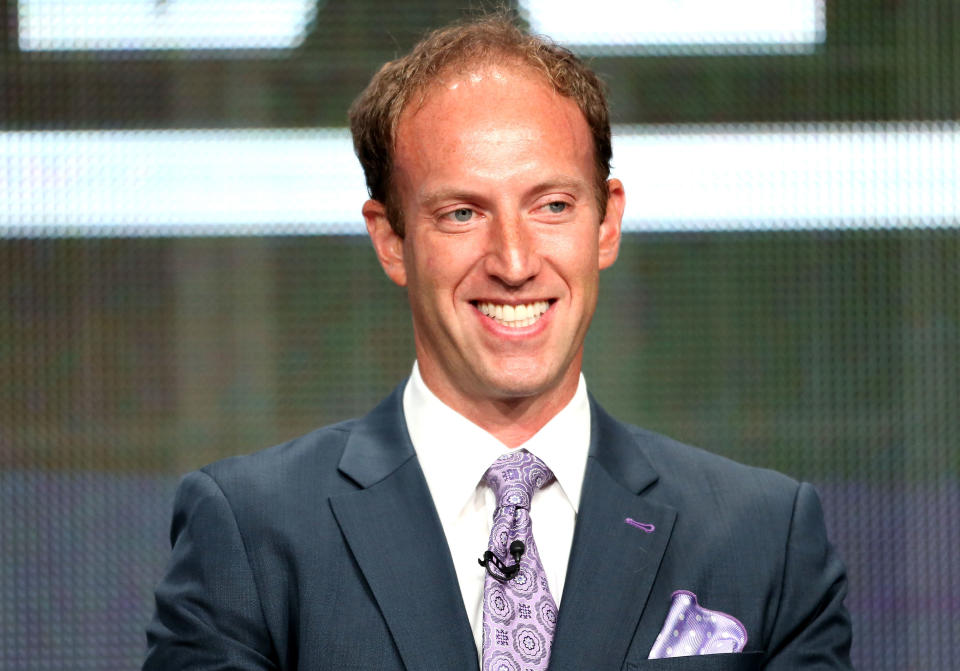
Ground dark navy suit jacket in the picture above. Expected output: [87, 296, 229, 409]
[144, 383, 852, 670]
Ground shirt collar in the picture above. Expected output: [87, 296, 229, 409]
[403, 362, 591, 529]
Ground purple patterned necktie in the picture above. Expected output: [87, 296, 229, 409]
[481, 450, 558, 671]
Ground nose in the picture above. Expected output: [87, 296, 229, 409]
[483, 215, 541, 287]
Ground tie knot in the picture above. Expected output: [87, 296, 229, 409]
[484, 450, 553, 510]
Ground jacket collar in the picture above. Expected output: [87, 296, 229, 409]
[549, 394, 677, 670]
[337, 382, 415, 488]
[331, 381, 479, 671]
[587, 393, 660, 495]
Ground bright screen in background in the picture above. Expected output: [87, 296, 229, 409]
[2, 2, 958, 671]
[521, 0, 825, 53]
[2, 124, 958, 235]
[20, 0, 822, 54]
[19, 0, 321, 50]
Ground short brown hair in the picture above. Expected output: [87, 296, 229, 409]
[349, 15, 612, 236]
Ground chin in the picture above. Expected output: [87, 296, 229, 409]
[478, 365, 560, 400]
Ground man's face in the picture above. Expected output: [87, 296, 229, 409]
[365, 64, 624, 419]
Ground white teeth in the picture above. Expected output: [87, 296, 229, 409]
[476, 301, 550, 328]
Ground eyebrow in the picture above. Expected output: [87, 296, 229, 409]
[530, 177, 589, 197]
[418, 177, 589, 209]
[418, 188, 478, 210]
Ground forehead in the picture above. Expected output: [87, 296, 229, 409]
[401, 58, 552, 121]
[393, 63, 593, 171]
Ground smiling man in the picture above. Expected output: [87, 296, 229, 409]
[145, 16, 853, 671]
[362, 52, 623, 447]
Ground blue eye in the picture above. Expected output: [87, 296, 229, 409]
[547, 202, 567, 213]
[451, 208, 473, 222]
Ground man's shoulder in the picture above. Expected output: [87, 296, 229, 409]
[609, 414, 803, 507]
[202, 381, 409, 487]
[635, 421, 796, 480]
[605, 415, 817, 566]
[192, 417, 362, 507]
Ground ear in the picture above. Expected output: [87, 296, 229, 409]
[598, 178, 625, 270]
[363, 199, 407, 287]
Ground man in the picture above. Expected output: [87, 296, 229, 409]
[145, 16, 852, 671]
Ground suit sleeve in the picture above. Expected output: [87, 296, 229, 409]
[763, 482, 853, 670]
[144, 470, 278, 671]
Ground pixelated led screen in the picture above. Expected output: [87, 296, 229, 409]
[1, 1, 957, 669]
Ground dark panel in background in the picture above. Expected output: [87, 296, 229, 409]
[4, 233, 957, 482]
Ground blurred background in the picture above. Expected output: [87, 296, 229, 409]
[1, 1, 958, 669]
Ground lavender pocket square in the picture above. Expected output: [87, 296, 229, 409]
[648, 590, 748, 659]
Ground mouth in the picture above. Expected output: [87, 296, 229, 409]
[473, 300, 552, 328]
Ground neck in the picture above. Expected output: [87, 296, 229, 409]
[416, 363, 581, 447]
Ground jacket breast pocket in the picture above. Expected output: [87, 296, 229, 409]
[625, 651, 763, 671]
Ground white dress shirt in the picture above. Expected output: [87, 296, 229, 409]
[402, 362, 591, 655]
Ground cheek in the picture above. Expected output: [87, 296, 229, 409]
[406, 239, 465, 303]
[425, 237, 480, 284]
[421, 251, 446, 277]
[418, 254, 454, 296]
[544, 231, 601, 281]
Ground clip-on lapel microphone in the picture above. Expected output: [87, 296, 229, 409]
[478, 540, 525, 581]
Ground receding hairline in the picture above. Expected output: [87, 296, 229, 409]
[397, 58, 579, 132]
[390, 52, 580, 147]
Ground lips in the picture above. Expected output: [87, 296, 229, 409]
[475, 300, 551, 328]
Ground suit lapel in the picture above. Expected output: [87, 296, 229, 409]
[329, 386, 478, 671]
[549, 399, 677, 671]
